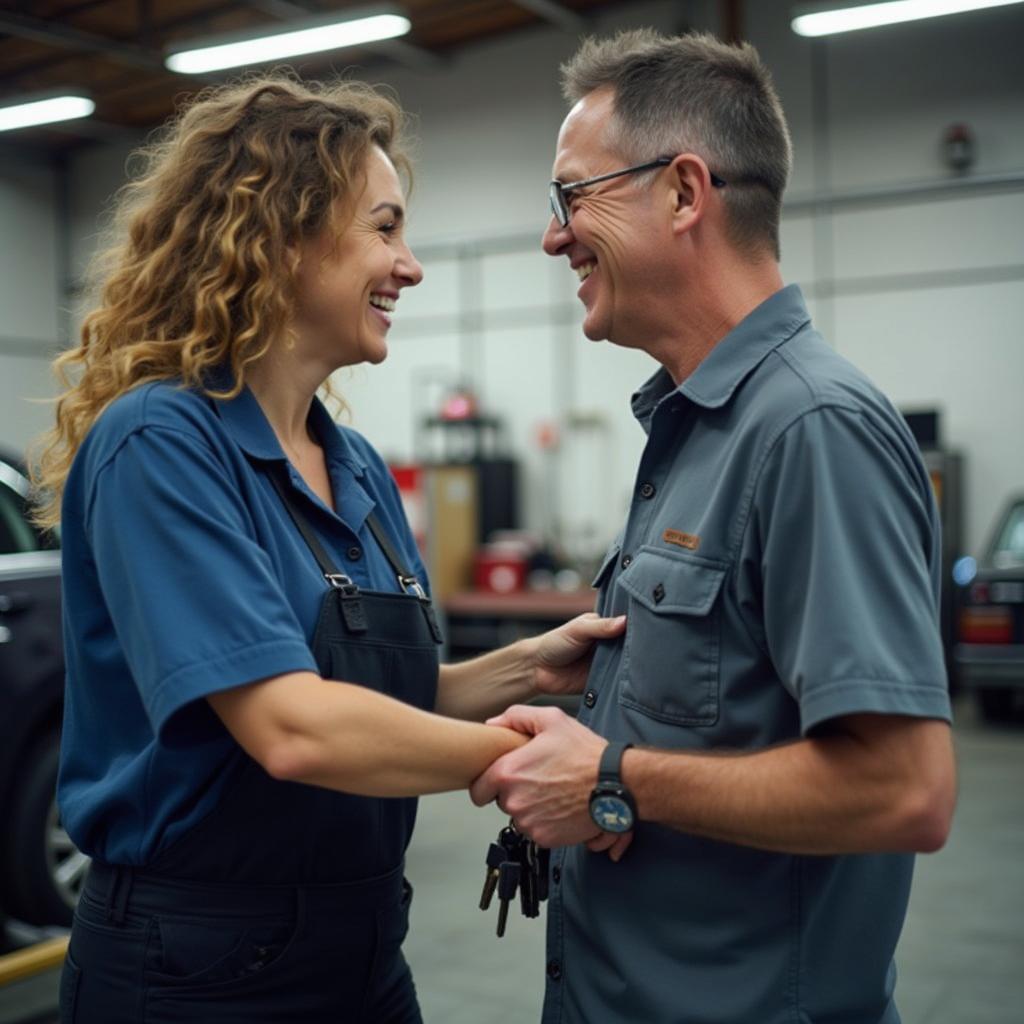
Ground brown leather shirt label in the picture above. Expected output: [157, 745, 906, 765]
[663, 529, 700, 551]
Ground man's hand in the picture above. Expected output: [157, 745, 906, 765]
[529, 612, 625, 697]
[469, 705, 633, 860]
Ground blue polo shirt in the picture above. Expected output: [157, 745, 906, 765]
[543, 286, 952, 1024]
[58, 376, 428, 866]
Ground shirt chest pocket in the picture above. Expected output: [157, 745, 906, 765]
[617, 547, 727, 727]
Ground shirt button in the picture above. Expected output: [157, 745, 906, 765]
[583, 690, 597, 709]
[552, 865, 562, 884]
[547, 960, 562, 981]
[639, 482, 656, 499]
[621, 554, 632, 570]
[653, 582, 666, 604]
[347, 546, 363, 561]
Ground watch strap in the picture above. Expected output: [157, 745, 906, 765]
[597, 741, 634, 785]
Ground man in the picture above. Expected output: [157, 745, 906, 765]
[471, 29, 956, 1024]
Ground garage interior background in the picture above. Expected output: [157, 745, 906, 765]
[1, 2, 1023, 1021]
[1, 0, 1023, 563]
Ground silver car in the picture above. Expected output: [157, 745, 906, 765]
[953, 495, 1024, 722]
[0, 451, 86, 926]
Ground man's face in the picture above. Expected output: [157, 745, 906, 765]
[542, 89, 675, 348]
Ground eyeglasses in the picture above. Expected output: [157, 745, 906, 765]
[549, 156, 728, 228]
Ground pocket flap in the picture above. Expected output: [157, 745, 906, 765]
[619, 547, 726, 615]
[590, 537, 623, 589]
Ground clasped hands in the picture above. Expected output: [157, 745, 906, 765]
[469, 612, 634, 862]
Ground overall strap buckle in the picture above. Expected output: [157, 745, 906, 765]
[398, 574, 444, 644]
[325, 572, 357, 592]
[397, 574, 427, 599]
[325, 573, 368, 633]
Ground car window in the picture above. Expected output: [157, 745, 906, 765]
[992, 502, 1024, 569]
[0, 458, 58, 554]
[0, 481, 39, 554]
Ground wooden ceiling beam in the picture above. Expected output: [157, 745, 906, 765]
[244, 0, 319, 17]
[509, 0, 584, 32]
[0, 8, 164, 73]
[240, 0, 448, 71]
[40, 116, 143, 142]
[720, 0, 743, 44]
[363, 38, 447, 71]
[143, 3, 263, 45]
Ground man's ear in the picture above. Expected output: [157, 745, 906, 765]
[668, 154, 714, 237]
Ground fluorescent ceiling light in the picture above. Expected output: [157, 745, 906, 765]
[0, 94, 95, 133]
[792, 0, 1024, 36]
[166, 9, 411, 74]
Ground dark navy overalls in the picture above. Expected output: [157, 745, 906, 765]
[61, 469, 441, 1024]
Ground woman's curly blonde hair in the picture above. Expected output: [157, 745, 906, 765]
[32, 74, 410, 529]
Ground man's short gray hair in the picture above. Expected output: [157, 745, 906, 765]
[562, 29, 792, 261]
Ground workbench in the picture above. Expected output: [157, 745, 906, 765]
[442, 589, 596, 660]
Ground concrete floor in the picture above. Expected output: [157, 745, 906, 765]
[403, 694, 1024, 1024]
[5, 695, 1021, 1023]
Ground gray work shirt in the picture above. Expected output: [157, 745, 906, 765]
[542, 285, 952, 1024]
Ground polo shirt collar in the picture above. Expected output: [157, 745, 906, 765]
[632, 284, 811, 428]
[206, 366, 367, 478]
[308, 397, 368, 479]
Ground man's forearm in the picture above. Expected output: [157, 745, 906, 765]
[623, 717, 955, 855]
[435, 637, 540, 721]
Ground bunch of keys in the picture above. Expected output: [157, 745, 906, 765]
[479, 818, 551, 937]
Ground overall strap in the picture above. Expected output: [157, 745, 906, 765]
[364, 513, 427, 599]
[266, 466, 443, 644]
[266, 466, 429, 598]
[364, 511, 443, 643]
[266, 467, 369, 634]
[266, 468, 344, 583]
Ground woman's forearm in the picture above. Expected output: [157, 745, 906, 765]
[209, 671, 527, 797]
[434, 637, 540, 721]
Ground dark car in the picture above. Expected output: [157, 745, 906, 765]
[953, 494, 1024, 722]
[0, 449, 85, 926]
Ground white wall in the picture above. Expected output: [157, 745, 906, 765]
[756, 1, 1024, 557]
[3, 0, 1022, 557]
[340, 0, 1024, 558]
[67, 139, 141, 282]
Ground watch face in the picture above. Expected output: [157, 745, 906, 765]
[591, 794, 634, 833]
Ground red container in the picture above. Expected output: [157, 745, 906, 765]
[474, 549, 528, 594]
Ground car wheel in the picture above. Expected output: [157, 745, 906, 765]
[976, 686, 1016, 723]
[1, 732, 89, 926]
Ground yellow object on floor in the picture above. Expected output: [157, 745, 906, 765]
[0, 937, 68, 987]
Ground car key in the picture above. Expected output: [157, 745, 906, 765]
[505, 821, 541, 919]
[501, 822, 532, 918]
[518, 841, 536, 918]
[499, 823, 521, 859]
[479, 842, 506, 911]
[526, 839, 543, 918]
[496, 860, 520, 938]
[536, 844, 551, 903]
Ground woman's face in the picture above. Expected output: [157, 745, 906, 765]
[292, 146, 423, 368]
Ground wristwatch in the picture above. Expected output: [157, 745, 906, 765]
[588, 741, 637, 833]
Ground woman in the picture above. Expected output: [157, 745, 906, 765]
[35, 77, 623, 1023]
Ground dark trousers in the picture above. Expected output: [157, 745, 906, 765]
[60, 862, 421, 1024]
